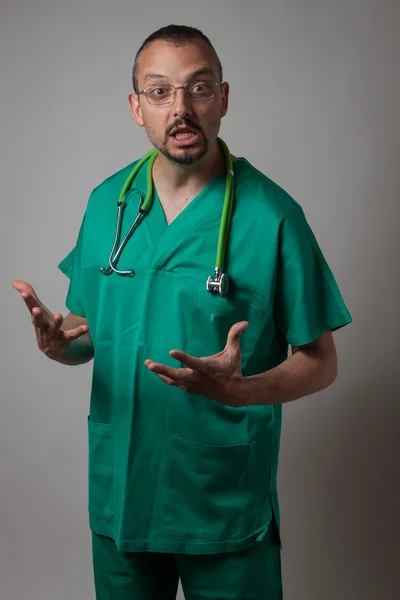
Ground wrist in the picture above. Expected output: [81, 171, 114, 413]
[227, 375, 250, 407]
[235, 373, 275, 406]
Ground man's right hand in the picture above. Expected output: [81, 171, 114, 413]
[12, 280, 90, 361]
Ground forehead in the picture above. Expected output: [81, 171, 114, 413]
[137, 40, 219, 86]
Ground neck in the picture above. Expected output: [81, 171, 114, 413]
[152, 140, 225, 192]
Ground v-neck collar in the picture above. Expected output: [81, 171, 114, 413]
[130, 155, 245, 269]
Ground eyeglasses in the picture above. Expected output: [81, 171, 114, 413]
[138, 81, 222, 105]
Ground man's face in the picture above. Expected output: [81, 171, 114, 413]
[129, 40, 229, 166]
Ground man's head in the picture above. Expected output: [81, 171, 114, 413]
[128, 25, 229, 166]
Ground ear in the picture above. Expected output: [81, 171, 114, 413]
[128, 93, 144, 127]
[220, 81, 229, 118]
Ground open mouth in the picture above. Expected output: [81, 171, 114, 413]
[172, 131, 197, 140]
[169, 126, 200, 140]
[169, 129, 201, 147]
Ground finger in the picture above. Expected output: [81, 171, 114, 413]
[13, 280, 40, 310]
[45, 313, 64, 335]
[12, 280, 36, 296]
[169, 350, 205, 371]
[156, 373, 177, 386]
[63, 325, 89, 341]
[21, 291, 41, 314]
[154, 373, 191, 393]
[226, 321, 248, 352]
[32, 306, 60, 330]
[31, 307, 50, 330]
[145, 360, 191, 382]
[50, 313, 64, 333]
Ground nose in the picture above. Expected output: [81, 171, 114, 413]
[173, 86, 193, 117]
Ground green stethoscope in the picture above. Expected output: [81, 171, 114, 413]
[100, 137, 234, 297]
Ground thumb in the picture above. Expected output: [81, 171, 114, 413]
[225, 321, 248, 355]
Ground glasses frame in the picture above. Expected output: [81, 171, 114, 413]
[138, 81, 222, 105]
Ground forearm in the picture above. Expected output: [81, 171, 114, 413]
[54, 314, 94, 366]
[239, 339, 338, 406]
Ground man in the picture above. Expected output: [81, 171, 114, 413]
[13, 24, 352, 600]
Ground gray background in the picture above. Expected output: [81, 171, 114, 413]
[1, 0, 398, 598]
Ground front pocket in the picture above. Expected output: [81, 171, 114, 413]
[187, 291, 264, 361]
[164, 437, 258, 541]
[87, 418, 115, 525]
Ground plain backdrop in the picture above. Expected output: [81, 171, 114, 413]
[1, 1, 399, 599]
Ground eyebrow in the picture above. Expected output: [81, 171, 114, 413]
[143, 67, 216, 86]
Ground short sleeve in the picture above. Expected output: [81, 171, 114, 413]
[58, 215, 86, 318]
[274, 206, 352, 346]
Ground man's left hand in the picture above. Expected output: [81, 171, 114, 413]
[144, 321, 249, 407]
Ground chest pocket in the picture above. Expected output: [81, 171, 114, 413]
[187, 291, 264, 362]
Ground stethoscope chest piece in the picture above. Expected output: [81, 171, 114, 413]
[206, 268, 229, 297]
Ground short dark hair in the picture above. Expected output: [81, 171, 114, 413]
[132, 24, 223, 93]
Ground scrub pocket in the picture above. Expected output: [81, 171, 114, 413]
[164, 436, 259, 541]
[87, 418, 115, 531]
[187, 291, 264, 361]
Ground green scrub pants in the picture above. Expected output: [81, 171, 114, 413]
[91, 520, 283, 600]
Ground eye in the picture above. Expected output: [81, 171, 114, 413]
[190, 81, 214, 97]
[191, 82, 207, 92]
[149, 87, 169, 97]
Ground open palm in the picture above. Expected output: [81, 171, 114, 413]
[144, 321, 248, 406]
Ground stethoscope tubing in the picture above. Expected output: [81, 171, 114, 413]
[101, 138, 234, 292]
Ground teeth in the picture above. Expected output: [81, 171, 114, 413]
[174, 132, 195, 139]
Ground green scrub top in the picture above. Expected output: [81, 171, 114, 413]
[59, 155, 352, 554]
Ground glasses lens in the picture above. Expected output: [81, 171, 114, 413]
[188, 81, 215, 100]
[147, 85, 175, 105]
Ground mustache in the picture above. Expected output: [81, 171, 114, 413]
[167, 119, 202, 136]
